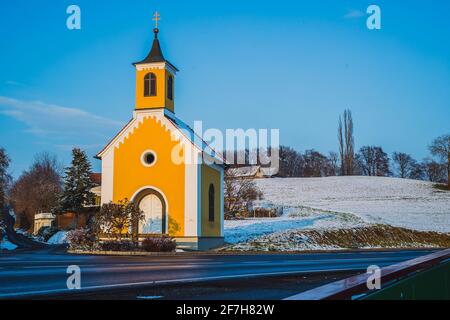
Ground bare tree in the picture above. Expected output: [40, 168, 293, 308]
[357, 146, 374, 176]
[10, 153, 63, 232]
[328, 151, 339, 176]
[409, 162, 425, 180]
[392, 152, 416, 178]
[423, 157, 446, 183]
[278, 146, 303, 177]
[338, 109, 355, 175]
[429, 134, 450, 188]
[276, 146, 340, 178]
[338, 118, 344, 174]
[302, 149, 328, 177]
[356, 146, 390, 177]
[224, 169, 261, 219]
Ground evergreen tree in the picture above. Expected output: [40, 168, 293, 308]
[60, 148, 94, 227]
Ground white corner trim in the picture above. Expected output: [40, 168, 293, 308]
[100, 149, 114, 204]
[184, 161, 198, 237]
[220, 166, 224, 237]
[197, 155, 202, 237]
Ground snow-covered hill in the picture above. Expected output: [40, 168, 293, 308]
[254, 176, 450, 233]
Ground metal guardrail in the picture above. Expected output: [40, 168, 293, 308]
[284, 249, 450, 300]
[362, 258, 450, 299]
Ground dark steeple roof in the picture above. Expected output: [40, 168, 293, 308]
[133, 28, 178, 71]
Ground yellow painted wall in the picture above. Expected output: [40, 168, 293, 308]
[135, 67, 174, 112]
[112, 116, 185, 236]
[201, 164, 222, 237]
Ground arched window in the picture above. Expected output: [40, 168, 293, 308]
[144, 73, 156, 97]
[167, 75, 173, 100]
[208, 184, 215, 222]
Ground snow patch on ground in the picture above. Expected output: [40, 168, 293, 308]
[0, 237, 18, 251]
[225, 216, 327, 244]
[47, 231, 68, 244]
[224, 207, 365, 244]
[15, 229, 29, 236]
[254, 176, 450, 233]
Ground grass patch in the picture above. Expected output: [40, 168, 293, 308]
[226, 225, 450, 252]
[433, 184, 450, 192]
[304, 225, 450, 249]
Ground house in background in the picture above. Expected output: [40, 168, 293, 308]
[50, 173, 102, 232]
[95, 23, 225, 250]
[89, 173, 102, 207]
[227, 165, 277, 179]
[33, 213, 55, 235]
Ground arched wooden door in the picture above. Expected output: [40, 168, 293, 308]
[137, 191, 166, 234]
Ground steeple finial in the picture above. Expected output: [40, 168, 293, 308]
[153, 11, 161, 28]
[153, 11, 161, 37]
[132, 11, 178, 71]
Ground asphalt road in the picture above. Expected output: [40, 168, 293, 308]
[0, 248, 436, 299]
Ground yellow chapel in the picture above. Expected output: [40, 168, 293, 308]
[95, 17, 225, 250]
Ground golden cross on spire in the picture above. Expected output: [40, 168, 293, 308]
[153, 11, 161, 28]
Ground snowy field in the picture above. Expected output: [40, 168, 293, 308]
[254, 176, 450, 233]
[224, 176, 450, 246]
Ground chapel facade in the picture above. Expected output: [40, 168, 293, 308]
[96, 22, 225, 250]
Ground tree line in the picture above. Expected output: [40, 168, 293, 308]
[0, 148, 95, 231]
[277, 110, 450, 187]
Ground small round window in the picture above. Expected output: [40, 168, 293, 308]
[141, 150, 157, 167]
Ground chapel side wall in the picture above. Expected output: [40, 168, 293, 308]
[200, 164, 222, 237]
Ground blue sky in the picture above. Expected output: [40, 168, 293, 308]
[1, 0, 449, 177]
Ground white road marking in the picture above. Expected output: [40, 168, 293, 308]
[0, 267, 355, 299]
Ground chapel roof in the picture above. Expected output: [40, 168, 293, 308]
[95, 110, 226, 168]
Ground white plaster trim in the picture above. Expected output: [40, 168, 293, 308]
[184, 161, 198, 237]
[135, 62, 177, 75]
[100, 149, 114, 204]
[97, 109, 196, 160]
[220, 166, 224, 237]
[197, 155, 202, 237]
